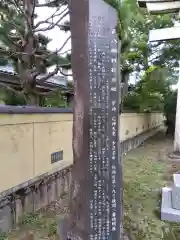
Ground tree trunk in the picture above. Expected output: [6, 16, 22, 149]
[58, 0, 90, 239]
[26, 93, 40, 105]
[143, 52, 149, 71]
[19, 0, 37, 105]
[68, 0, 89, 237]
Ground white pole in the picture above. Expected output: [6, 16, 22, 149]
[174, 60, 180, 153]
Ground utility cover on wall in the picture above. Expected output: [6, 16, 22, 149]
[51, 150, 63, 164]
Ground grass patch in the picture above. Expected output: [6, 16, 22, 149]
[7, 212, 59, 239]
[48, 222, 58, 237]
[19, 213, 45, 227]
[0, 232, 7, 240]
[6, 193, 68, 239]
[123, 135, 179, 240]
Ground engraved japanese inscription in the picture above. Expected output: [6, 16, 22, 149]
[88, 0, 121, 239]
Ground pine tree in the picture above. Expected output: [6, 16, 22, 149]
[0, 0, 71, 105]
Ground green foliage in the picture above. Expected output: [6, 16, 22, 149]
[105, 0, 180, 107]
[123, 66, 173, 112]
[106, 0, 179, 120]
[108, 0, 180, 73]
[125, 0, 177, 69]
[0, 0, 71, 105]
[3, 91, 26, 105]
[48, 222, 57, 236]
[123, 135, 179, 239]
[123, 64, 177, 135]
[17, 212, 58, 238]
[0, 0, 178, 109]
[20, 213, 42, 227]
[0, 89, 68, 107]
[0, 9, 69, 74]
[123, 92, 163, 113]
[41, 90, 68, 108]
[0, 231, 7, 240]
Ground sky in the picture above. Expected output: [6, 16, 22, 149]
[35, 4, 72, 80]
[36, 5, 71, 53]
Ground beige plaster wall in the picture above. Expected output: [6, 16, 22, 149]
[0, 112, 163, 193]
[120, 112, 164, 142]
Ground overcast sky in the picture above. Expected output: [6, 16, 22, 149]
[35, 4, 71, 79]
[36, 5, 71, 53]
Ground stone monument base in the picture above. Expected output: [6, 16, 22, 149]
[161, 173, 180, 222]
[168, 151, 180, 160]
[161, 187, 180, 222]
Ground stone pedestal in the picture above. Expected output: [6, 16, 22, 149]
[172, 174, 180, 210]
[161, 173, 180, 222]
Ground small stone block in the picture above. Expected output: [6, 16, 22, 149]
[172, 174, 180, 209]
[173, 173, 180, 187]
[161, 187, 180, 222]
[0, 205, 12, 232]
[172, 187, 180, 210]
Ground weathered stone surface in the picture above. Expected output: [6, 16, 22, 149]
[34, 187, 41, 211]
[24, 188, 34, 213]
[15, 198, 23, 223]
[161, 187, 180, 222]
[0, 166, 72, 232]
[120, 126, 161, 155]
[173, 173, 180, 187]
[0, 204, 12, 232]
[172, 173, 180, 210]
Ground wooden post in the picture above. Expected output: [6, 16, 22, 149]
[174, 61, 180, 154]
[58, 0, 123, 239]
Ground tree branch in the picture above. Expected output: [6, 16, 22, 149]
[35, 0, 68, 7]
[36, 36, 71, 59]
[2, 33, 20, 48]
[0, 47, 37, 58]
[36, 66, 59, 83]
[60, 68, 72, 76]
[38, 88, 60, 96]
[0, 14, 25, 43]
[60, 49, 71, 54]
[34, 10, 69, 32]
[34, 9, 59, 29]
[0, 35, 70, 65]
[30, 36, 71, 66]
[34, 5, 68, 29]
[11, 0, 25, 14]
[11, 0, 31, 28]
[57, 36, 71, 53]
[36, 61, 71, 83]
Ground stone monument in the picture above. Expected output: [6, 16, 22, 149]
[60, 0, 123, 239]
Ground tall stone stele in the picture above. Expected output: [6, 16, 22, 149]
[58, 0, 123, 239]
